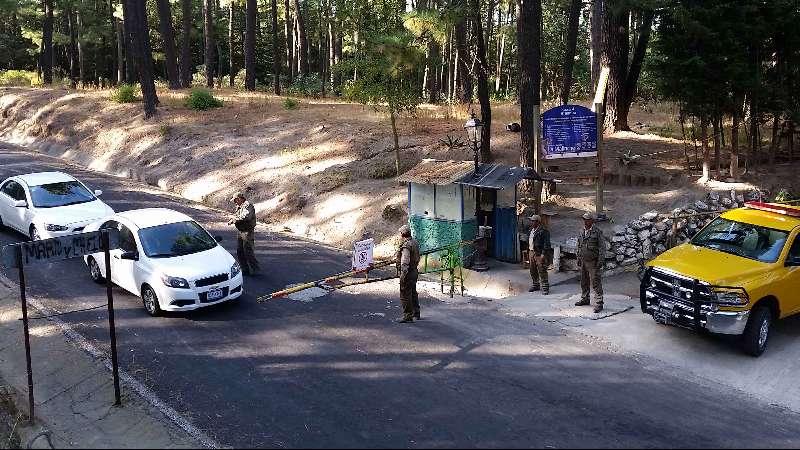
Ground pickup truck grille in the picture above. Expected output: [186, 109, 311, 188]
[641, 268, 714, 330]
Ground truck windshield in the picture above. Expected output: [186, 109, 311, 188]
[691, 217, 789, 263]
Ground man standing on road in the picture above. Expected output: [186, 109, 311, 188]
[228, 192, 260, 276]
[528, 215, 551, 295]
[576, 212, 605, 313]
[396, 225, 421, 323]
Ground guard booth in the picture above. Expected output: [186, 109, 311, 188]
[399, 160, 540, 266]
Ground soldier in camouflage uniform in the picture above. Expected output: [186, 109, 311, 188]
[528, 215, 551, 295]
[576, 212, 605, 313]
[396, 225, 421, 323]
[228, 192, 261, 276]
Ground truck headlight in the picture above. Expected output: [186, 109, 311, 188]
[711, 289, 748, 306]
[231, 262, 241, 278]
[45, 224, 69, 232]
[161, 275, 191, 289]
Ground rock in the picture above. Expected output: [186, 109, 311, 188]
[721, 198, 733, 207]
[652, 231, 666, 242]
[637, 252, 644, 259]
[730, 190, 738, 201]
[614, 225, 627, 235]
[612, 235, 627, 243]
[656, 244, 667, 254]
[695, 201, 709, 211]
[616, 246, 626, 255]
[638, 229, 651, 240]
[622, 258, 638, 266]
[626, 226, 636, 235]
[736, 194, 745, 204]
[671, 208, 683, 217]
[642, 239, 653, 258]
[654, 221, 668, 232]
[709, 192, 721, 202]
[616, 254, 625, 262]
[630, 220, 650, 231]
[606, 262, 618, 270]
[606, 251, 616, 260]
[625, 248, 637, 257]
[640, 210, 659, 221]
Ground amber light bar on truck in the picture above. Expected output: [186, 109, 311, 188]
[745, 202, 800, 218]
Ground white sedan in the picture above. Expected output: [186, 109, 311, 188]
[0, 171, 114, 241]
[84, 208, 244, 316]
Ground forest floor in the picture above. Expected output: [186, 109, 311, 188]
[0, 86, 797, 256]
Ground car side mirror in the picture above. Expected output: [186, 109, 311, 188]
[215, 235, 224, 243]
[94, 189, 103, 197]
[13, 200, 27, 208]
[120, 251, 139, 261]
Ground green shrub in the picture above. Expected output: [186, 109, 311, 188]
[283, 98, 299, 110]
[186, 88, 223, 110]
[285, 74, 324, 97]
[110, 83, 139, 103]
[0, 70, 40, 87]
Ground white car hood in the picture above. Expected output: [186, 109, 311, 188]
[150, 245, 236, 281]
[35, 200, 114, 226]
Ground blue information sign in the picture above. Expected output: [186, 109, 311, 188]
[542, 105, 598, 160]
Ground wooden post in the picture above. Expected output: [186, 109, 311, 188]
[103, 231, 122, 406]
[16, 248, 35, 423]
[595, 102, 605, 220]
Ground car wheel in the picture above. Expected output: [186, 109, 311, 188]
[29, 226, 40, 242]
[142, 285, 163, 317]
[88, 257, 106, 284]
[741, 306, 772, 357]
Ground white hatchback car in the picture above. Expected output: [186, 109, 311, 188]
[83, 208, 244, 316]
[0, 172, 114, 240]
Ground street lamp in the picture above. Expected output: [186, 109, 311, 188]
[464, 112, 483, 175]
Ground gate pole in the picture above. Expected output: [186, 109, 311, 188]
[16, 247, 35, 423]
[103, 231, 122, 406]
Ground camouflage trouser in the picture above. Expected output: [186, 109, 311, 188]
[530, 253, 549, 293]
[580, 258, 603, 304]
[237, 231, 260, 275]
[400, 271, 420, 320]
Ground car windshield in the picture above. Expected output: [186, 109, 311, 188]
[29, 181, 95, 208]
[138, 221, 218, 258]
[691, 217, 790, 263]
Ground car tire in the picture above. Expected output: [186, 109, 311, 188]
[741, 306, 772, 357]
[87, 257, 106, 284]
[142, 285, 163, 317]
[29, 226, 40, 242]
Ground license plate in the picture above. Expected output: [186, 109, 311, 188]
[655, 300, 674, 324]
[207, 288, 224, 301]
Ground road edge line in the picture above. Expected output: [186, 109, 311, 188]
[0, 273, 225, 449]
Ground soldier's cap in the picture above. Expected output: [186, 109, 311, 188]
[529, 214, 541, 222]
[398, 225, 411, 235]
[582, 212, 595, 220]
[230, 191, 246, 202]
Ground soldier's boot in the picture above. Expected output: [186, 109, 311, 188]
[396, 316, 414, 324]
[575, 299, 591, 306]
[529, 285, 540, 292]
[414, 311, 421, 320]
[593, 300, 604, 313]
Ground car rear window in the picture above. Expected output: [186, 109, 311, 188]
[138, 221, 218, 258]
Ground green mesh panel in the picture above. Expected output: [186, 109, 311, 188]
[409, 216, 477, 266]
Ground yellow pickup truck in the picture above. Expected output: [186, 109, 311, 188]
[641, 202, 800, 356]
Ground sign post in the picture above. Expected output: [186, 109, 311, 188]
[542, 105, 598, 160]
[1, 230, 121, 421]
[352, 239, 375, 272]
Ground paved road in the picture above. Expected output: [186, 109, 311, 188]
[2, 142, 800, 448]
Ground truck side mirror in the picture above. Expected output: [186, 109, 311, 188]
[787, 255, 800, 267]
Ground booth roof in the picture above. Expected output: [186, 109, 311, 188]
[397, 160, 476, 185]
[455, 164, 541, 190]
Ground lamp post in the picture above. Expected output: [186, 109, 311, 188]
[464, 112, 483, 176]
[465, 112, 489, 271]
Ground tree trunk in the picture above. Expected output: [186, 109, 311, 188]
[285, 0, 294, 84]
[180, 0, 193, 88]
[156, 0, 181, 89]
[472, 0, 492, 162]
[730, 112, 739, 179]
[67, 6, 78, 88]
[517, 0, 541, 194]
[589, 0, 602, 94]
[560, 0, 581, 105]
[41, 0, 54, 85]
[116, 18, 125, 84]
[245, 0, 257, 90]
[229, 0, 236, 87]
[77, 7, 86, 87]
[125, 0, 159, 118]
[121, 1, 138, 83]
[600, 0, 629, 131]
[293, 0, 310, 76]
[454, 3, 471, 103]
[620, 10, 654, 128]
[769, 116, 780, 169]
[391, 108, 400, 177]
[270, 0, 281, 94]
[712, 115, 721, 179]
[204, 0, 215, 88]
[701, 117, 710, 182]
[495, 32, 506, 94]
